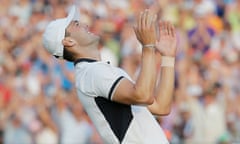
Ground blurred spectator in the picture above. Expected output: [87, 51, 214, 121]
[4, 114, 32, 144]
[188, 6, 215, 61]
[202, 83, 226, 143]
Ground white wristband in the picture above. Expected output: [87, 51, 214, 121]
[143, 44, 155, 48]
[161, 56, 175, 67]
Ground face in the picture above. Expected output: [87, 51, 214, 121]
[65, 20, 100, 47]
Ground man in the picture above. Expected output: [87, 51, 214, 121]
[43, 5, 176, 144]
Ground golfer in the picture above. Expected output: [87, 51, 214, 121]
[42, 5, 176, 144]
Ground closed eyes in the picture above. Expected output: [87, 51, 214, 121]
[72, 20, 79, 27]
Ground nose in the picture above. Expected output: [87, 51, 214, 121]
[83, 24, 89, 30]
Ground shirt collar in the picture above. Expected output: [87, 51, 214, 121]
[74, 58, 97, 66]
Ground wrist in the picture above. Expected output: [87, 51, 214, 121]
[161, 56, 175, 67]
[142, 44, 155, 49]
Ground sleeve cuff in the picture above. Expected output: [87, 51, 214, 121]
[108, 76, 124, 100]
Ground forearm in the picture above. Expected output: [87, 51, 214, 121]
[147, 19, 176, 115]
[155, 66, 175, 111]
[148, 56, 175, 115]
[130, 9, 158, 104]
[134, 48, 156, 103]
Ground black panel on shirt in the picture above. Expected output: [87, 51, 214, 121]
[95, 97, 133, 143]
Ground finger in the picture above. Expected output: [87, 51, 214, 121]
[138, 11, 143, 31]
[146, 9, 152, 28]
[146, 10, 150, 28]
[145, 9, 149, 28]
[158, 21, 164, 39]
[143, 9, 149, 28]
[163, 21, 168, 35]
[141, 9, 148, 29]
[149, 14, 157, 30]
[151, 14, 158, 39]
[158, 21, 161, 40]
[155, 19, 160, 39]
[166, 21, 171, 35]
[169, 23, 176, 37]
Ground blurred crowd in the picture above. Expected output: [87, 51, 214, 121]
[0, 0, 240, 144]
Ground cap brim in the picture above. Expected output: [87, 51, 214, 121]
[65, 5, 80, 28]
[56, 5, 80, 58]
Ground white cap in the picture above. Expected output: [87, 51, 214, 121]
[42, 5, 80, 58]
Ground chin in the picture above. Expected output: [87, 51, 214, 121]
[89, 36, 100, 45]
[93, 34, 100, 40]
[93, 35, 100, 43]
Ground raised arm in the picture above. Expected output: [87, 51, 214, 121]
[148, 21, 177, 115]
[112, 10, 157, 105]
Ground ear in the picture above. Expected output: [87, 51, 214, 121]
[62, 37, 77, 47]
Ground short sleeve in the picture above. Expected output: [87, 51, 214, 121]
[76, 62, 125, 100]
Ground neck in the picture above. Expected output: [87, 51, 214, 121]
[75, 42, 101, 61]
[80, 50, 101, 61]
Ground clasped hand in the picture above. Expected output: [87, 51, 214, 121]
[134, 9, 177, 57]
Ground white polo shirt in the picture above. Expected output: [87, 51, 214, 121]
[74, 58, 169, 144]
